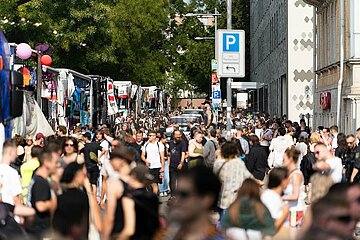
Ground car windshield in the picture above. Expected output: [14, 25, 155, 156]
[171, 117, 196, 124]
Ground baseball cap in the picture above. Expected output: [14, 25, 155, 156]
[35, 132, 45, 140]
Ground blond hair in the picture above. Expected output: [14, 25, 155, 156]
[309, 132, 321, 144]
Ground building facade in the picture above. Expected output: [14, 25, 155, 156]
[250, 0, 314, 124]
[304, 0, 360, 133]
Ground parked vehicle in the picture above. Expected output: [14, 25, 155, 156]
[181, 113, 204, 123]
[182, 109, 205, 120]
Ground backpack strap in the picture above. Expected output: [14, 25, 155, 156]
[144, 142, 161, 158]
[216, 161, 227, 176]
[144, 142, 149, 158]
[210, 140, 217, 150]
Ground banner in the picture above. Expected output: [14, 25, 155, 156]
[107, 80, 118, 115]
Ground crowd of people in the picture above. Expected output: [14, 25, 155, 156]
[0, 108, 360, 240]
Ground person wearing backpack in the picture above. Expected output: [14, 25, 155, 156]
[203, 129, 218, 169]
[141, 130, 164, 194]
[81, 132, 105, 196]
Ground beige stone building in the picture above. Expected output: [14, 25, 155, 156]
[304, 0, 360, 133]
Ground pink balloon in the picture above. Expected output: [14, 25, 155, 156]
[16, 43, 32, 60]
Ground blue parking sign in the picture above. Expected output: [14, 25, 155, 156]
[223, 33, 240, 52]
[212, 90, 221, 99]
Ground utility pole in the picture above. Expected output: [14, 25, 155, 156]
[226, 0, 232, 132]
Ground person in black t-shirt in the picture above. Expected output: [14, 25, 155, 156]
[81, 132, 104, 196]
[28, 148, 58, 239]
[131, 132, 144, 164]
[169, 130, 186, 197]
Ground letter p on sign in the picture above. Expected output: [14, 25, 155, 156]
[223, 33, 239, 52]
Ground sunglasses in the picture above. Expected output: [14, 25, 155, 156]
[330, 215, 353, 224]
[347, 141, 355, 145]
[65, 143, 74, 147]
[315, 151, 320, 155]
[174, 190, 194, 199]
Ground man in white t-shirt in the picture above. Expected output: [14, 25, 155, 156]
[261, 167, 290, 232]
[0, 141, 22, 207]
[0, 141, 34, 217]
[141, 130, 164, 194]
[314, 143, 343, 183]
[268, 128, 294, 168]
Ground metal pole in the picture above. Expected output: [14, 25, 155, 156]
[227, 0, 232, 30]
[89, 78, 93, 128]
[36, 53, 42, 108]
[214, 8, 219, 125]
[215, 8, 218, 32]
[226, 0, 232, 132]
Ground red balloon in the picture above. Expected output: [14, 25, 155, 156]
[40, 55, 52, 66]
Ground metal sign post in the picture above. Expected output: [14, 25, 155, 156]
[215, 1, 246, 132]
[226, 0, 232, 132]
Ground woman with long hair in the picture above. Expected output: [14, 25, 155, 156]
[232, 138, 245, 160]
[61, 137, 84, 168]
[300, 133, 321, 204]
[221, 178, 275, 239]
[282, 146, 306, 230]
[214, 141, 253, 220]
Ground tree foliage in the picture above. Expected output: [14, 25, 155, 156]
[1, 0, 170, 86]
[0, 0, 250, 93]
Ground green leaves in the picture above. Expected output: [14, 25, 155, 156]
[1, 0, 170, 85]
[0, 0, 249, 96]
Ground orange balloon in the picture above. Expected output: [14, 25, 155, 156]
[40, 55, 52, 66]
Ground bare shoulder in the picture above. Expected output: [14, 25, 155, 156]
[107, 179, 124, 195]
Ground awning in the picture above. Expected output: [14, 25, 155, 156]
[231, 82, 264, 90]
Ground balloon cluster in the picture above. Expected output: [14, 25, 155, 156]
[16, 43, 52, 66]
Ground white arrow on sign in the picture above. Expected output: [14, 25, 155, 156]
[222, 64, 240, 74]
